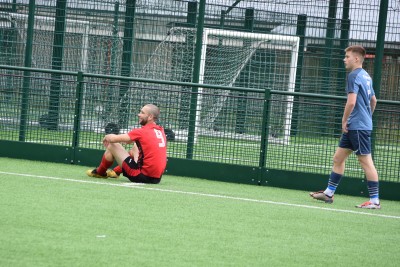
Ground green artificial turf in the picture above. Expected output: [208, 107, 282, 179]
[0, 158, 399, 266]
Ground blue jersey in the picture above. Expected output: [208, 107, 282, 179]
[346, 68, 375, 130]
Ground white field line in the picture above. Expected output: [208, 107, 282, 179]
[1, 171, 399, 220]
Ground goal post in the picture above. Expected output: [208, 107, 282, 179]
[196, 28, 299, 144]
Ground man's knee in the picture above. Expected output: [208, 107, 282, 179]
[333, 154, 345, 166]
[107, 143, 124, 152]
[357, 154, 374, 167]
[107, 143, 129, 163]
[333, 148, 352, 166]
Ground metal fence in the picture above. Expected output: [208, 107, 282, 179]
[1, 65, 399, 187]
[0, 0, 399, 198]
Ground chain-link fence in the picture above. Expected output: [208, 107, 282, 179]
[0, 0, 399, 194]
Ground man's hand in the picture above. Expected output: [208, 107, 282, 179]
[341, 93, 356, 134]
[342, 121, 348, 133]
[102, 134, 115, 148]
[102, 133, 131, 148]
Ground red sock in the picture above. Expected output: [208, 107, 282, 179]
[113, 165, 122, 175]
[97, 155, 113, 175]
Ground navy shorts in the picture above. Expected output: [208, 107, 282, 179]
[339, 130, 372, 155]
[122, 156, 161, 184]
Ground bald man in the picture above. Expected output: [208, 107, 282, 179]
[86, 104, 167, 184]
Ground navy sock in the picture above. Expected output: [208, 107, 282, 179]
[324, 172, 342, 196]
[367, 181, 379, 204]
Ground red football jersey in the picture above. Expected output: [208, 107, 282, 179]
[127, 123, 167, 178]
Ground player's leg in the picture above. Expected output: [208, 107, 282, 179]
[310, 133, 353, 203]
[356, 155, 380, 208]
[323, 132, 354, 197]
[107, 146, 133, 178]
[106, 143, 131, 167]
[358, 154, 378, 182]
[332, 147, 352, 175]
[86, 149, 116, 178]
[310, 147, 352, 203]
[107, 142, 144, 182]
[325, 147, 352, 195]
[113, 143, 161, 184]
[108, 143, 139, 178]
[354, 130, 380, 209]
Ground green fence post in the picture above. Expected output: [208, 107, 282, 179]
[244, 7, 254, 31]
[72, 71, 84, 150]
[319, 0, 337, 135]
[235, 7, 254, 134]
[373, 0, 388, 99]
[111, 1, 120, 77]
[290, 14, 307, 136]
[259, 89, 271, 184]
[178, 1, 197, 130]
[118, 0, 136, 129]
[104, 1, 120, 121]
[372, 0, 388, 155]
[186, 0, 206, 159]
[334, 0, 350, 134]
[47, 0, 67, 130]
[19, 0, 35, 142]
[220, 10, 226, 27]
[339, 0, 350, 57]
[12, 0, 17, 12]
[324, 0, 338, 74]
[187, 1, 198, 28]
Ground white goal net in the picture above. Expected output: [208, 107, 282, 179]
[133, 27, 299, 144]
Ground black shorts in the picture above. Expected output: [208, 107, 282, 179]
[122, 156, 161, 184]
[339, 130, 372, 155]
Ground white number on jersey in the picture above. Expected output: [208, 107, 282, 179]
[154, 129, 166, 148]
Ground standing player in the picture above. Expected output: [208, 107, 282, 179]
[310, 45, 380, 209]
[86, 104, 167, 184]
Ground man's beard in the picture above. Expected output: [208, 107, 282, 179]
[140, 117, 147, 126]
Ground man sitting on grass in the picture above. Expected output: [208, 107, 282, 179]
[86, 104, 167, 184]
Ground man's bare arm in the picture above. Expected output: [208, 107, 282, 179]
[342, 93, 357, 133]
[103, 133, 131, 147]
[370, 95, 377, 114]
